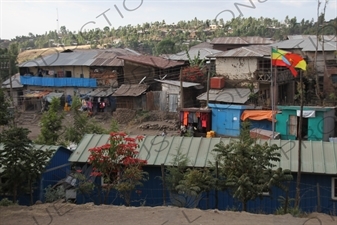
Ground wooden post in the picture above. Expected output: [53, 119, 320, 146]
[215, 160, 219, 209]
[295, 71, 304, 208]
[180, 68, 184, 109]
[206, 62, 211, 108]
[161, 163, 166, 206]
[317, 183, 321, 212]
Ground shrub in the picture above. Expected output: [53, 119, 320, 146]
[44, 185, 65, 203]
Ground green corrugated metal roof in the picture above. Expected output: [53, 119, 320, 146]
[69, 134, 337, 174]
[0, 144, 63, 173]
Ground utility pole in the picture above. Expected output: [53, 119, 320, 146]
[206, 61, 211, 108]
[295, 70, 304, 208]
[180, 67, 184, 109]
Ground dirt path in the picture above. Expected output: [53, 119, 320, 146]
[0, 204, 336, 225]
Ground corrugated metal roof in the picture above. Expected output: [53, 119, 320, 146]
[163, 48, 223, 61]
[1, 73, 23, 89]
[196, 88, 258, 104]
[212, 45, 271, 58]
[211, 36, 274, 45]
[91, 48, 141, 67]
[190, 42, 213, 49]
[19, 48, 140, 68]
[271, 37, 336, 51]
[112, 84, 149, 97]
[87, 88, 116, 97]
[23, 90, 51, 98]
[19, 50, 98, 67]
[69, 134, 337, 174]
[117, 55, 185, 69]
[43, 92, 64, 102]
[154, 79, 201, 88]
[288, 35, 337, 42]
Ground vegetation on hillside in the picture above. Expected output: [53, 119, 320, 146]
[2, 15, 335, 57]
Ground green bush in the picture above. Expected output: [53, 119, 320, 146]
[0, 198, 15, 206]
[44, 185, 65, 203]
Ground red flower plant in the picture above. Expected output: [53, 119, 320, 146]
[88, 132, 147, 203]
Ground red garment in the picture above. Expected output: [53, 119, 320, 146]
[201, 113, 207, 128]
[183, 112, 189, 126]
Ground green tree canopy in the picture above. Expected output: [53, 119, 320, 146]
[213, 121, 293, 211]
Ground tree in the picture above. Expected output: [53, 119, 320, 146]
[35, 97, 64, 145]
[164, 150, 216, 208]
[155, 39, 176, 55]
[88, 132, 147, 205]
[0, 126, 54, 204]
[64, 96, 108, 144]
[213, 121, 293, 211]
[0, 88, 11, 127]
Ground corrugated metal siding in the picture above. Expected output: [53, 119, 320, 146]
[74, 167, 337, 214]
[70, 134, 337, 174]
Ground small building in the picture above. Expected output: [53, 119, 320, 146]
[208, 103, 256, 137]
[179, 108, 212, 137]
[155, 79, 204, 112]
[69, 134, 337, 214]
[112, 84, 149, 109]
[276, 106, 336, 141]
[0, 145, 72, 205]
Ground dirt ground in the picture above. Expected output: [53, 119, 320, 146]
[20, 109, 181, 141]
[0, 203, 336, 225]
[12, 111, 337, 225]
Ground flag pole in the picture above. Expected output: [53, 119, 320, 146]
[271, 47, 275, 140]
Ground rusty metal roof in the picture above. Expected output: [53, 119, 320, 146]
[118, 55, 185, 69]
[211, 36, 274, 45]
[112, 84, 149, 97]
[87, 88, 116, 97]
[212, 45, 271, 58]
[91, 48, 141, 67]
[23, 90, 51, 98]
[154, 79, 201, 88]
[163, 47, 223, 61]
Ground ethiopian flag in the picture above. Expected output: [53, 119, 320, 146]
[271, 48, 307, 77]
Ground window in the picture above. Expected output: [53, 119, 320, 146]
[332, 178, 337, 200]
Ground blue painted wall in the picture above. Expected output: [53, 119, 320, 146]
[0, 147, 72, 205]
[249, 119, 272, 131]
[208, 104, 255, 137]
[76, 165, 337, 215]
[20, 76, 97, 88]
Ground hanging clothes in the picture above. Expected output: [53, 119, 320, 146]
[195, 112, 200, 118]
[193, 113, 198, 123]
[183, 111, 189, 126]
[188, 112, 194, 123]
[180, 111, 184, 123]
[201, 113, 207, 128]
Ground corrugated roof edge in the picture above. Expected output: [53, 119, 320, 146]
[69, 134, 337, 174]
